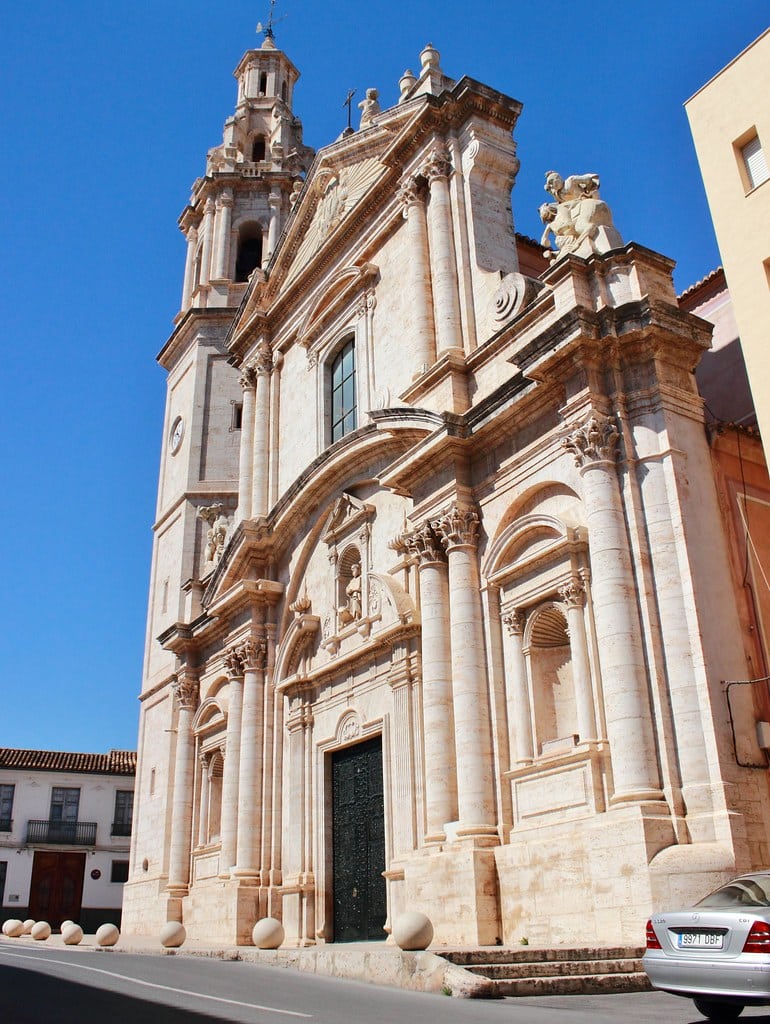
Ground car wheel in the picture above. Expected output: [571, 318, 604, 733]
[692, 999, 745, 1021]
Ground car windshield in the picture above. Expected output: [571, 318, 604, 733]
[696, 875, 770, 908]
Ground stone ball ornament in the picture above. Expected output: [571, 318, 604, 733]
[160, 921, 186, 948]
[31, 921, 52, 941]
[391, 911, 434, 950]
[3, 919, 24, 937]
[96, 923, 120, 947]
[62, 923, 84, 945]
[252, 917, 285, 949]
[22, 919, 35, 934]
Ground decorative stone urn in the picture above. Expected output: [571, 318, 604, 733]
[391, 911, 434, 950]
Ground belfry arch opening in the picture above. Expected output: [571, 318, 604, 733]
[235, 224, 264, 282]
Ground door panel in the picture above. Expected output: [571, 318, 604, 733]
[28, 851, 85, 928]
[332, 736, 386, 942]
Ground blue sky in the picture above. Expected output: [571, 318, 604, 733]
[1, 1, 767, 753]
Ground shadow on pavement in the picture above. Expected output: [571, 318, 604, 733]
[0, 963, 232, 1024]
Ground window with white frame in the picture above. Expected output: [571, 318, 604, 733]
[330, 338, 356, 443]
[0, 785, 14, 831]
[740, 133, 770, 191]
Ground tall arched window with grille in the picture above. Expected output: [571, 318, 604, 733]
[330, 339, 356, 443]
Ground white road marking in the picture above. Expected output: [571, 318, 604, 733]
[0, 947, 312, 1018]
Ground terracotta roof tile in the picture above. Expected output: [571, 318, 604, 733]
[0, 748, 136, 776]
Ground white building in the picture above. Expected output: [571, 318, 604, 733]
[0, 748, 136, 931]
[123, 33, 770, 948]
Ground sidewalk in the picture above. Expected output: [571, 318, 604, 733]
[0, 931, 496, 999]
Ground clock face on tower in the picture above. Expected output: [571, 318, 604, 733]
[170, 416, 184, 454]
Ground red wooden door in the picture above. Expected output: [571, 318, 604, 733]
[28, 851, 85, 928]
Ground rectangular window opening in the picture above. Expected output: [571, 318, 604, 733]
[110, 860, 129, 884]
[737, 132, 770, 191]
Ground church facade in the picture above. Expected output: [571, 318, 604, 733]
[123, 35, 770, 947]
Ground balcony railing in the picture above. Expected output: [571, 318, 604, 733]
[26, 820, 97, 846]
[111, 821, 132, 837]
[0, 818, 12, 832]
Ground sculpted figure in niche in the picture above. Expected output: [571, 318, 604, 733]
[198, 504, 229, 568]
[339, 563, 362, 625]
[539, 171, 623, 263]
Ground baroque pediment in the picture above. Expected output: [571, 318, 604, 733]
[322, 493, 375, 547]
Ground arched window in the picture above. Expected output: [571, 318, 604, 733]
[259, 72, 267, 95]
[281, 81, 288, 103]
[251, 135, 266, 162]
[330, 339, 356, 443]
[235, 228, 263, 282]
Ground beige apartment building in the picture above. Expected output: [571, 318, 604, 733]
[123, 31, 770, 949]
[686, 28, 770, 450]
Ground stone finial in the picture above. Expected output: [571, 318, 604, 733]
[358, 88, 381, 129]
[420, 43, 441, 72]
[539, 171, 624, 263]
[563, 414, 620, 467]
[399, 69, 417, 101]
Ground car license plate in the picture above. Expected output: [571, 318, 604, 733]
[677, 932, 724, 949]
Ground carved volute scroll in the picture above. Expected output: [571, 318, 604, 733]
[404, 522, 446, 565]
[432, 504, 480, 550]
[173, 672, 200, 712]
[562, 414, 620, 467]
[502, 609, 526, 637]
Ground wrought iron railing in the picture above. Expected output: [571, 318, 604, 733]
[26, 820, 97, 846]
[111, 821, 132, 837]
[0, 818, 12, 832]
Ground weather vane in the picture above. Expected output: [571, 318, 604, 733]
[343, 89, 357, 131]
[257, 0, 287, 41]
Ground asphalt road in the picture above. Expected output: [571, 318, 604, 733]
[2, 944, 770, 1024]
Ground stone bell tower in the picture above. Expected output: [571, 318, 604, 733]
[126, 32, 313, 930]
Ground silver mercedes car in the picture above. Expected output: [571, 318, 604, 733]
[644, 871, 770, 1021]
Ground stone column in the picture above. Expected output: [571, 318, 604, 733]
[433, 504, 496, 835]
[406, 523, 456, 841]
[212, 189, 234, 280]
[237, 367, 256, 523]
[181, 226, 198, 309]
[502, 609, 534, 763]
[219, 646, 244, 875]
[397, 174, 435, 377]
[423, 144, 462, 354]
[235, 637, 267, 877]
[199, 197, 216, 287]
[167, 671, 199, 894]
[559, 578, 598, 742]
[266, 189, 282, 262]
[563, 414, 661, 801]
[251, 342, 272, 520]
[197, 753, 210, 847]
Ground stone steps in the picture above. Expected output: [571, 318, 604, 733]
[440, 946, 652, 997]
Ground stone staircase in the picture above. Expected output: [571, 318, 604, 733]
[440, 945, 651, 997]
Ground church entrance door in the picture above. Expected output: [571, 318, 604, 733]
[331, 735, 386, 941]
[28, 851, 85, 928]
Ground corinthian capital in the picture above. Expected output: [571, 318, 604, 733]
[397, 174, 426, 216]
[172, 673, 200, 712]
[404, 522, 446, 565]
[254, 340, 273, 376]
[562, 414, 619, 467]
[422, 144, 452, 183]
[558, 579, 585, 609]
[239, 366, 256, 391]
[502, 609, 526, 636]
[239, 637, 267, 671]
[223, 645, 245, 679]
[432, 504, 479, 550]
